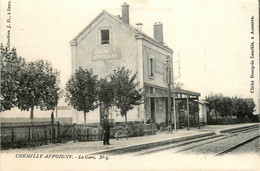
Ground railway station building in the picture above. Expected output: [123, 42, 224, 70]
[70, 3, 200, 126]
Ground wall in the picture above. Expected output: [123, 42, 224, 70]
[75, 13, 139, 78]
[142, 40, 173, 88]
[155, 98, 166, 123]
[142, 40, 173, 124]
[71, 13, 143, 124]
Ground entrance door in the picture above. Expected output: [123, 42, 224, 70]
[150, 98, 155, 122]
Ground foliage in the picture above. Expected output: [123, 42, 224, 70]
[97, 78, 114, 116]
[1, 45, 60, 119]
[65, 67, 98, 124]
[0, 45, 26, 111]
[109, 67, 143, 122]
[16, 60, 60, 119]
[205, 94, 256, 122]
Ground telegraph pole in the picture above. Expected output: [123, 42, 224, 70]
[173, 97, 177, 132]
[172, 54, 179, 132]
[166, 55, 177, 131]
[166, 56, 171, 126]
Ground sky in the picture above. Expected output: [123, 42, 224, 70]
[1, 0, 259, 113]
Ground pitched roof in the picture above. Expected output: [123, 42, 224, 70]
[71, 10, 173, 52]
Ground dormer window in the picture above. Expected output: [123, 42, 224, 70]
[101, 29, 109, 44]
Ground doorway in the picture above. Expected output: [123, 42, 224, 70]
[150, 98, 155, 122]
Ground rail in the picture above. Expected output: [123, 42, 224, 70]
[134, 126, 260, 156]
[214, 135, 260, 156]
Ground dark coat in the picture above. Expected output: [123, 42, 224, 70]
[102, 119, 110, 134]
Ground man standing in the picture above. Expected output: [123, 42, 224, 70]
[102, 115, 110, 145]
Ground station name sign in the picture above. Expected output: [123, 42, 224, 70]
[92, 47, 120, 61]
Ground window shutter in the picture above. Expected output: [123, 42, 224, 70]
[96, 30, 100, 45]
[110, 29, 113, 44]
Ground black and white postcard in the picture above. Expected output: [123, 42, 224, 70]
[1, 0, 259, 170]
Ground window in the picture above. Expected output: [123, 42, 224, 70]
[150, 58, 154, 77]
[150, 87, 154, 94]
[101, 29, 109, 44]
[96, 28, 113, 46]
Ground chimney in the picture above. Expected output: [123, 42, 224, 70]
[153, 22, 163, 44]
[121, 2, 129, 24]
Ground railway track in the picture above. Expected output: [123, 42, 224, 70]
[171, 127, 260, 156]
[130, 126, 260, 156]
[93, 125, 260, 157]
[251, 147, 260, 154]
[214, 135, 260, 156]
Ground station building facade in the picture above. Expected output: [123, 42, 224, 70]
[70, 3, 200, 125]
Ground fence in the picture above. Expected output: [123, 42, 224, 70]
[0, 122, 75, 149]
[76, 123, 157, 142]
[76, 125, 103, 141]
[207, 117, 259, 125]
[1, 121, 158, 147]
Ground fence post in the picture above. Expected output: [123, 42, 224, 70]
[51, 112, 55, 143]
[73, 123, 77, 142]
[28, 126, 31, 144]
[87, 129, 89, 141]
[99, 129, 102, 141]
[43, 126, 47, 145]
[57, 122, 61, 143]
[11, 128, 14, 144]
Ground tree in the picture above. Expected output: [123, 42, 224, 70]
[205, 94, 218, 120]
[235, 98, 245, 119]
[65, 67, 98, 125]
[245, 99, 255, 117]
[222, 97, 232, 119]
[16, 60, 60, 120]
[109, 67, 143, 123]
[231, 97, 239, 118]
[0, 45, 26, 111]
[205, 93, 256, 123]
[97, 78, 114, 118]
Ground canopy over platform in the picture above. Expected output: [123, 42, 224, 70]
[144, 83, 200, 98]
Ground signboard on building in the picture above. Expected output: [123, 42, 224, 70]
[92, 46, 120, 61]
